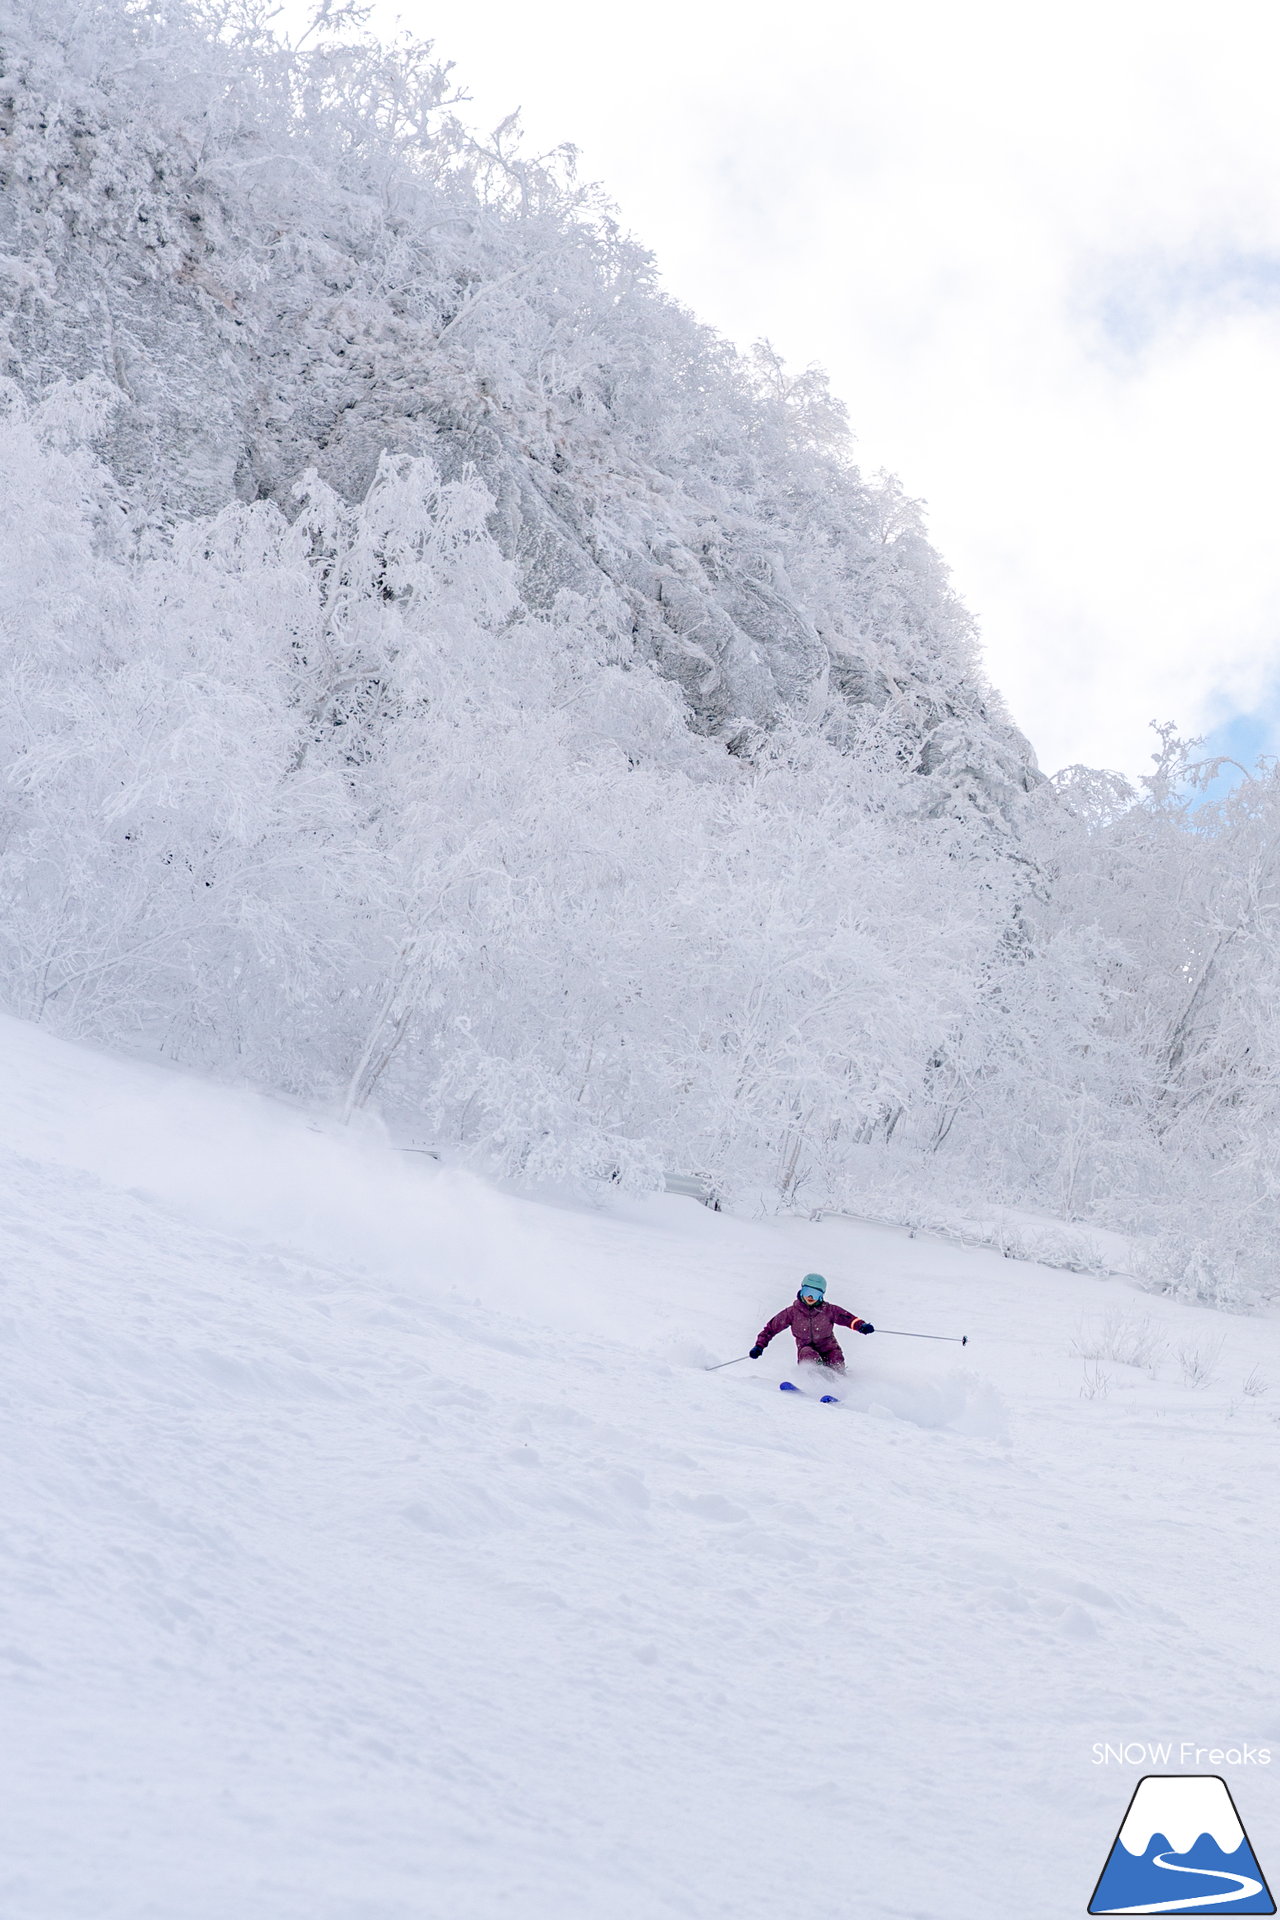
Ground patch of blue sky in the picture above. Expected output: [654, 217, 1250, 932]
[1087, 249, 1280, 359]
[1193, 704, 1280, 802]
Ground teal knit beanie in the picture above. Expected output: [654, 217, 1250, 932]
[799, 1273, 827, 1299]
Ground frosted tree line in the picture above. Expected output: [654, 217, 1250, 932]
[1, 0, 1279, 1302]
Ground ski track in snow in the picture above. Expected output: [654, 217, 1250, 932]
[0, 1016, 1278, 1919]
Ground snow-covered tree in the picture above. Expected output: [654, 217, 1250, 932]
[1, 0, 1278, 1304]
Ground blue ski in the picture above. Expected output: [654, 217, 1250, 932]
[779, 1381, 841, 1403]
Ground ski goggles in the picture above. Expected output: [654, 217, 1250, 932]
[799, 1289, 822, 1304]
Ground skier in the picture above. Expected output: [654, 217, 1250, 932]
[749, 1273, 873, 1373]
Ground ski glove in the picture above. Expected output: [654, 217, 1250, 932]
[749, 1345, 765, 1359]
[857, 1321, 875, 1335]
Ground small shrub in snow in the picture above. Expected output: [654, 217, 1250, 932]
[1001, 1224, 1110, 1275]
[1079, 1363, 1111, 1401]
[1177, 1338, 1225, 1389]
[1071, 1311, 1166, 1373]
[1133, 1237, 1251, 1313]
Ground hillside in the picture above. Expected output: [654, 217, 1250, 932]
[0, 0, 1032, 807]
[3, 1015, 1278, 1918]
[2, 0, 1280, 1299]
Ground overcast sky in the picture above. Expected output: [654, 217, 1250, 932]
[310, 0, 1280, 779]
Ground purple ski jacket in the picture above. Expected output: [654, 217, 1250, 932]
[755, 1298, 868, 1360]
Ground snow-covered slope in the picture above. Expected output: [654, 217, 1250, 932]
[3, 1016, 1278, 1918]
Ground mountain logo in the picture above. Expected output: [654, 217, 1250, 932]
[1089, 1775, 1275, 1914]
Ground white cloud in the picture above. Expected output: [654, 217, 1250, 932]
[295, 0, 1280, 775]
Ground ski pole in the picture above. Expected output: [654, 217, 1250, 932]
[875, 1329, 968, 1345]
[705, 1353, 755, 1371]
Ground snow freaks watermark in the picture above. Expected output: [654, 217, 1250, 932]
[1092, 1742, 1273, 1767]
[1088, 1776, 1276, 1914]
